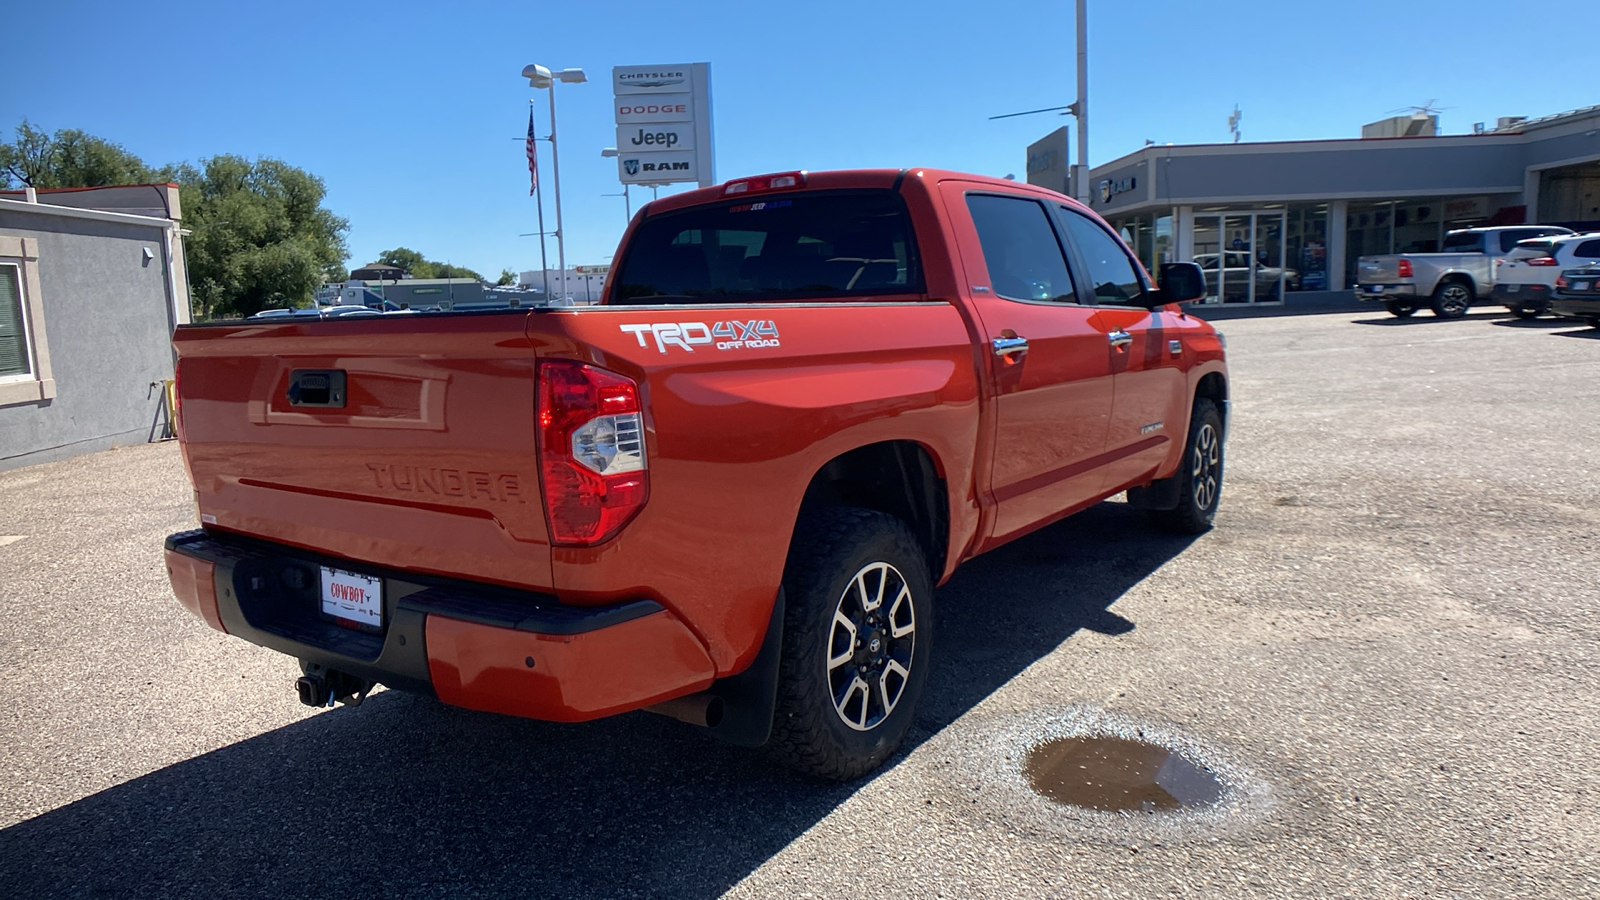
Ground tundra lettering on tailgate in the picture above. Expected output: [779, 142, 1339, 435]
[621, 320, 780, 353]
[365, 463, 527, 503]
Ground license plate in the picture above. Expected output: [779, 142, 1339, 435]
[321, 566, 383, 628]
[1368, 285, 1384, 293]
[1574, 282, 1592, 291]
[1504, 284, 1521, 292]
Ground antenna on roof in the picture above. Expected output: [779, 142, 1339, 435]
[1227, 105, 1242, 143]
[1386, 99, 1451, 118]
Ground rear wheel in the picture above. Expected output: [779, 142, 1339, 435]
[1149, 398, 1224, 534]
[768, 508, 932, 780]
[1384, 300, 1419, 318]
[1430, 280, 1472, 319]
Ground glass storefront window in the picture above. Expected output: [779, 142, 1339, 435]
[1286, 204, 1328, 291]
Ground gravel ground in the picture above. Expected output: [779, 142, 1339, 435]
[1, 309, 1596, 898]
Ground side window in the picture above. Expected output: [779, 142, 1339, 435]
[1058, 207, 1146, 304]
[1572, 239, 1600, 260]
[964, 194, 1077, 303]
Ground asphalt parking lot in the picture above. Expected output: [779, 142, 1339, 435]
[1, 308, 1597, 898]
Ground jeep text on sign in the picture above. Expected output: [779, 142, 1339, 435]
[616, 124, 695, 153]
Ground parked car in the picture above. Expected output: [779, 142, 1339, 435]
[163, 168, 1228, 780]
[1355, 225, 1575, 318]
[1193, 251, 1298, 302]
[1492, 233, 1600, 318]
[1550, 263, 1600, 328]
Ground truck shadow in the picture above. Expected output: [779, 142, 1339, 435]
[0, 502, 1192, 900]
[1349, 310, 1507, 326]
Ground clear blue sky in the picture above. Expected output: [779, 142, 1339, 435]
[5, 0, 1594, 277]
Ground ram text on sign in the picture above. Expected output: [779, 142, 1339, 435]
[614, 94, 694, 124]
[619, 151, 698, 184]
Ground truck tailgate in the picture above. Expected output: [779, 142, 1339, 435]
[1356, 257, 1400, 282]
[174, 312, 554, 590]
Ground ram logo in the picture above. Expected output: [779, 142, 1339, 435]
[623, 158, 640, 176]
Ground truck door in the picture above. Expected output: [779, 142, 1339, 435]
[940, 183, 1116, 545]
[1054, 205, 1188, 491]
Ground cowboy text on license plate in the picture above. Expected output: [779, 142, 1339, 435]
[321, 566, 383, 627]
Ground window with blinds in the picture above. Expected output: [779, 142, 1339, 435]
[0, 264, 31, 378]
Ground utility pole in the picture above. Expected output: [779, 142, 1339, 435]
[1073, 0, 1090, 203]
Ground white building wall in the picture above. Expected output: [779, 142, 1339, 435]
[518, 267, 610, 303]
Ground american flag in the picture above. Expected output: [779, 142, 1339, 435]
[526, 107, 539, 195]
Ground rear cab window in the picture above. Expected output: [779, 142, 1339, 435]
[1508, 239, 1555, 258]
[610, 190, 922, 304]
[1442, 232, 1485, 252]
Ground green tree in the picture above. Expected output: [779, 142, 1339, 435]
[0, 120, 157, 188]
[497, 268, 517, 286]
[179, 155, 349, 319]
[373, 247, 484, 282]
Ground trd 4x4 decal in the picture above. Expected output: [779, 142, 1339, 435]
[620, 320, 780, 353]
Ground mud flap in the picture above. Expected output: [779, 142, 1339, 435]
[704, 589, 785, 748]
[1126, 475, 1182, 511]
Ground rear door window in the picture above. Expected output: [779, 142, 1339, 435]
[964, 194, 1077, 303]
[611, 190, 921, 304]
[1572, 239, 1600, 260]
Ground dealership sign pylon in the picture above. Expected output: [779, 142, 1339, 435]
[613, 63, 714, 188]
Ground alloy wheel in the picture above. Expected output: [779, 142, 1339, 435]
[827, 562, 916, 731]
[1192, 423, 1220, 511]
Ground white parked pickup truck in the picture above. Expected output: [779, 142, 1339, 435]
[1355, 225, 1574, 319]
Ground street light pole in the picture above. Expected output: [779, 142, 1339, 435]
[1074, 0, 1090, 202]
[601, 148, 632, 224]
[547, 84, 566, 294]
[523, 64, 587, 301]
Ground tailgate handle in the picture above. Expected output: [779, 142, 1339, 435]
[287, 369, 347, 408]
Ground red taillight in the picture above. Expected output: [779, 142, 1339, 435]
[1528, 256, 1559, 266]
[722, 171, 807, 196]
[1397, 259, 1413, 277]
[172, 360, 185, 442]
[1556, 276, 1568, 289]
[536, 360, 648, 547]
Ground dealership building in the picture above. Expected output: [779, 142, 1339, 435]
[1031, 104, 1600, 303]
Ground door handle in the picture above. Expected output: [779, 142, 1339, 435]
[1108, 330, 1133, 349]
[991, 336, 1029, 357]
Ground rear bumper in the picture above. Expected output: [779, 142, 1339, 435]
[1551, 297, 1600, 318]
[1355, 284, 1418, 301]
[163, 530, 716, 721]
[1491, 283, 1552, 305]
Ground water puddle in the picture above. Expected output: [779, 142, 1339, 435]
[1023, 735, 1224, 812]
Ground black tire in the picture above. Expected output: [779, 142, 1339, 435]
[1510, 305, 1540, 320]
[1149, 398, 1224, 534]
[768, 508, 932, 780]
[1430, 280, 1473, 319]
[1384, 300, 1419, 318]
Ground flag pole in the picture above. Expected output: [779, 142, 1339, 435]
[530, 101, 551, 300]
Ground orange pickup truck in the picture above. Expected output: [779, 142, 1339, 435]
[164, 168, 1228, 779]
